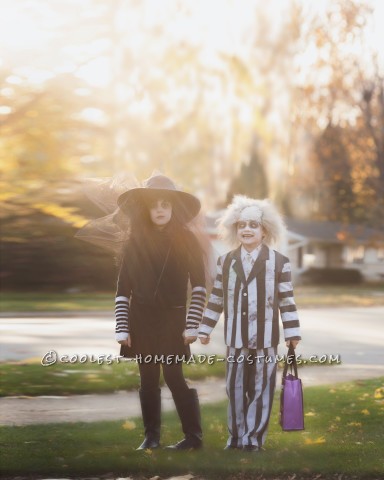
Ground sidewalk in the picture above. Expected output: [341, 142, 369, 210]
[1, 363, 383, 426]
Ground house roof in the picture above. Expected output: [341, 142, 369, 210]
[285, 218, 384, 244]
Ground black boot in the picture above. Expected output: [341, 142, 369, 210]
[136, 388, 161, 450]
[166, 388, 203, 450]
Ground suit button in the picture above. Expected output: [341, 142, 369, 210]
[242, 312, 246, 315]
[243, 292, 247, 297]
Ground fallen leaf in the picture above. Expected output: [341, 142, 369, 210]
[304, 436, 326, 445]
[358, 396, 368, 400]
[122, 420, 136, 430]
[361, 409, 370, 415]
[374, 387, 384, 399]
[327, 424, 338, 432]
[347, 422, 362, 427]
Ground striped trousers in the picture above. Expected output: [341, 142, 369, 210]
[226, 346, 277, 448]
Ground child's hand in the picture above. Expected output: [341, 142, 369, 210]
[184, 335, 197, 345]
[118, 335, 131, 347]
[200, 336, 210, 345]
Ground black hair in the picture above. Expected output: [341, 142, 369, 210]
[116, 194, 190, 266]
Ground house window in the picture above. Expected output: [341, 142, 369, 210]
[302, 244, 315, 267]
[346, 246, 365, 264]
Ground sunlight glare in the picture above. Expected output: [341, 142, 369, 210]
[0, 5, 48, 51]
[0, 0, 382, 89]
[75, 57, 111, 87]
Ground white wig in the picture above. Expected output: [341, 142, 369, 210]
[217, 195, 286, 247]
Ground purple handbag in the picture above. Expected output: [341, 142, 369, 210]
[280, 344, 304, 431]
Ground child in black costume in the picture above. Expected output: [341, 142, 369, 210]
[115, 173, 207, 450]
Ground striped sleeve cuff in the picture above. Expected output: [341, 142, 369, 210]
[198, 323, 213, 337]
[281, 303, 301, 340]
[198, 296, 224, 336]
[184, 328, 198, 337]
[186, 286, 207, 330]
[115, 295, 130, 340]
[116, 332, 129, 342]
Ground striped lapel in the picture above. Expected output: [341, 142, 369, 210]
[231, 246, 247, 285]
[246, 244, 269, 286]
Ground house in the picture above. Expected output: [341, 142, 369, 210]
[205, 212, 384, 282]
[285, 218, 384, 282]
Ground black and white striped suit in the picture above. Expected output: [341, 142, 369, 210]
[199, 244, 301, 448]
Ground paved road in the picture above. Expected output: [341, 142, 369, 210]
[1, 307, 383, 366]
[1, 307, 383, 426]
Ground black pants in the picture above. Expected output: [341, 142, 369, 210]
[139, 361, 190, 397]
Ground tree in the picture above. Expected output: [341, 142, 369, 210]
[311, 124, 356, 222]
[226, 137, 269, 204]
[288, 0, 384, 227]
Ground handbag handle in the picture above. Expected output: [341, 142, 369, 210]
[282, 342, 298, 378]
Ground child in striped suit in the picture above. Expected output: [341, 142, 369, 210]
[199, 196, 301, 452]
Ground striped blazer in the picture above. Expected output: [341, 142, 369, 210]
[199, 244, 301, 349]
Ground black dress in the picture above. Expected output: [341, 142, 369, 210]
[117, 226, 205, 359]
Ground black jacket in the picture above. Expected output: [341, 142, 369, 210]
[117, 227, 205, 307]
[116, 226, 206, 358]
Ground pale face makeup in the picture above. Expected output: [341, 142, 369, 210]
[149, 198, 172, 229]
[236, 219, 264, 252]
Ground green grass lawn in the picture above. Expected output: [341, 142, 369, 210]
[0, 292, 114, 312]
[0, 359, 226, 397]
[1, 284, 384, 312]
[1, 378, 383, 478]
[0, 357, 337, 397]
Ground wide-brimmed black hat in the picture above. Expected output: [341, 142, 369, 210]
[117, 174, 201, 223]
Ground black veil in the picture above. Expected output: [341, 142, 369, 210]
[75, 173, 217, 290]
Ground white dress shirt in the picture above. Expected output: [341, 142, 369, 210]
[241, 244, 262, 278]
